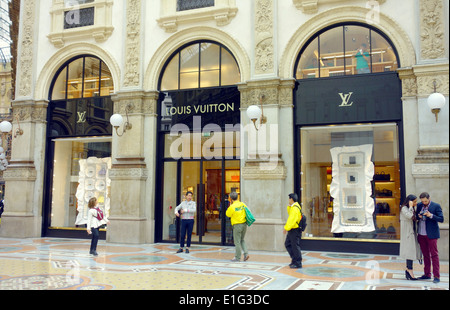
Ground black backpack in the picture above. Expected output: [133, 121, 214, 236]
[295, 204, 307, 232]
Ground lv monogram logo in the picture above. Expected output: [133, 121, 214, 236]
[338, 92, 354, 107]
[77, 111, 87, 123]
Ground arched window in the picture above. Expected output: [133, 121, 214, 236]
[51, 55, 114, 100]
[295, 24, 399, 79]
[48, 55, 115, 138]
[160, 41, 240, 91]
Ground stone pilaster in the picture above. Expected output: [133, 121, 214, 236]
[1, 99, 48, 238]
[238, 77, 296, 251]
[107, 90, 158, 244]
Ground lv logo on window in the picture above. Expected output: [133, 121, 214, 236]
[77, 111, 87, 123]
[338, 92, 354, 107]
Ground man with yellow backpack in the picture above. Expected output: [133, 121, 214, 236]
[283, 193, 304, 269]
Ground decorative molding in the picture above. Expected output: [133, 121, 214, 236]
[254, 0, 275, 75]
[292, 0, 386, 14]
[123, 0, 141, 87]
[47, 0, 114, 48]
[17, 0, 35, 98]
[397, 67, 417, 98]
[157, 0, 238, 33]
[109, 167, 148, 180]
[3, 161, 37, 181]
[238, 78, 295, 109]
[413, 63, 450, 96]
[111, 90, 158, 116]
[11, 99, 49, 123]
[242, 159, 287, 180]
[412, 163, 449, 177]
[420, 0, 446, 60]
[415, 146, 449, 164]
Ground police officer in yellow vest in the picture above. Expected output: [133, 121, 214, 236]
[283, 193, 303, 268]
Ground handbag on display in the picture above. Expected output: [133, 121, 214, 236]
[373, 171, 390, 181]
[376, 202, 390, 214]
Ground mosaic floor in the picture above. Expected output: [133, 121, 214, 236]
[0, 237, 448, 291]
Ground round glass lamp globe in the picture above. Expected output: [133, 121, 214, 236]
[427, 92, 446, 109]
[110, 114, 124, 127]
[0, 121, 12, 133]
[246, 105, 262, 121]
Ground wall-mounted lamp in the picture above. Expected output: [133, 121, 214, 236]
[427, 81, 446, 122]
[0, 117, 24, 138]
[0, 120, 13, 171]
[109, 104, 133, 136]
[246, 94, 267, 130]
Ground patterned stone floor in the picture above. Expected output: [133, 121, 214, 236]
[0, 237, 448, 291]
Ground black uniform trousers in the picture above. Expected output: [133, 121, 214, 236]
[285, 228, 302, 266]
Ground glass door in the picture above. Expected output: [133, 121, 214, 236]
[162, 159, 240, 245]
[202, 161, 223, 244]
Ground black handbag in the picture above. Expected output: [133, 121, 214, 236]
[376, 202, 390, 214]
[373, 171, 390, 181]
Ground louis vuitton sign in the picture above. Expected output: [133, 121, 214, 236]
[295, 72, 402, 125]
[159, 87, 240, 132]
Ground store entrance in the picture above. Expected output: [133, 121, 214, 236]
[161, 159, 240, 245]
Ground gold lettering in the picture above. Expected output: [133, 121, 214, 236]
[166, 103, 235, 116]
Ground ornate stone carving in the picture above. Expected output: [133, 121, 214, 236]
[398, 68, 417, 97]
[123, 0, 141, 87]
[242, 157, 287, 180]
[17, 0, 35, 98]
[112, 91, 158, 116]
[420, 0, 445, 60]
[11, 100, 48, 123]
[3, 162, 37, 181]
[416, 73, 449, 96]
[254, 0, 274, 75]
[412, 163, 449, 177]
[238, 79, 295, 109]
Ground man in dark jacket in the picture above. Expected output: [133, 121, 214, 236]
[416, 192, 444, 283]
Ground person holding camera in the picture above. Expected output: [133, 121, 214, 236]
[399, 194, 421, 280]
[416, 192, 444, 283]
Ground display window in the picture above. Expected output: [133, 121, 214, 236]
[300, 123, 401, 240]
[45, 54, 115, 236]
[49, 138, 111, 230]
[295, 23, 399, 79]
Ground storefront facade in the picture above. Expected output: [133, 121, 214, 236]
[1, 0, 448, 257]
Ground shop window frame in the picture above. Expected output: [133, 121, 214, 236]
[294, 22, 400, 80]
[159, 40, 241, 91]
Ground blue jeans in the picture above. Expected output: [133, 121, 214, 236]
[180, 219, 194, 248]
[90, 227, 99, 253]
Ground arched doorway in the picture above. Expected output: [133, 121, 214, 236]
[155, 41, 241, 245]
[43, 55, 115, 238]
